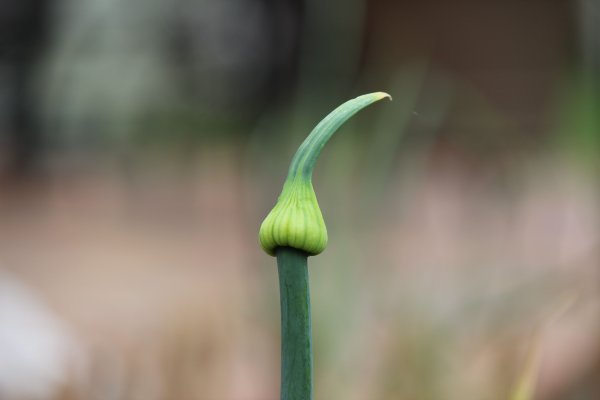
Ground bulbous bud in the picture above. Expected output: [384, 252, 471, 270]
[258, 92, 390, 257]
[259, 179, 327, 256]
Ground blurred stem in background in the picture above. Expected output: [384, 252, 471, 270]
[553, 0, 600, 164]
[246, 0, 373, 216]
[295, 0, 366, 90]
[287, 0, 370, 151]
[0, 0, 51, 177]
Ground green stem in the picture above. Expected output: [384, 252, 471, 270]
[276, 247, 313, 400]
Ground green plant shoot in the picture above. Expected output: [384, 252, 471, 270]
[259, 92, 391, 400]
[260, 92, 391, 256]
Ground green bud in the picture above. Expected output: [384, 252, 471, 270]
[259, 177, 327, 256]
[259, 92, 391, 256]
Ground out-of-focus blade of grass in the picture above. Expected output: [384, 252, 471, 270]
[293, 0, 367, 108]
[575, 0, 600, 79]
[284, 0, 371, 161]
[552, 0, 600, 165]
[361, 67, 453, 215]
[361, 63, 427, 197]
[509, 297, 576, 400]
[551, 75, 600, 165]
[510, 338, 542, 400]
[244, 0, 370, 206]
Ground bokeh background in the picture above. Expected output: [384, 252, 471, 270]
[1, 0, 599, 399]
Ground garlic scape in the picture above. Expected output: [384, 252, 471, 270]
[259, 92, 390, 400]
[259, 92, 391, 257]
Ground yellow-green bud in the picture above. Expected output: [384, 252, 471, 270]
[259, 92, 391, 257]
[259, 178, 327, 256]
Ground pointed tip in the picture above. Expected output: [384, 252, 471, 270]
[373, 91, 392, 101]
[354, 92, 392, 102]
[287, 91, 392, 181]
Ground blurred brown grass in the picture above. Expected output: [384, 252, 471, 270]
[0, 148, 599, 400]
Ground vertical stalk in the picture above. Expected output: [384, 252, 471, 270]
[276, 247, 313, 400]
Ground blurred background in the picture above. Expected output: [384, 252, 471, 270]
[0, 0, 599, 399]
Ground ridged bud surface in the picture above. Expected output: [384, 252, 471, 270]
[259, 179, 327, 256]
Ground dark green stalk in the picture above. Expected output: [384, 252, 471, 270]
[276, 247, 313, 400]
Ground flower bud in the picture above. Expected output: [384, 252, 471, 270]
[259, 178, 327, 256]
[259, 92, 391, 257]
